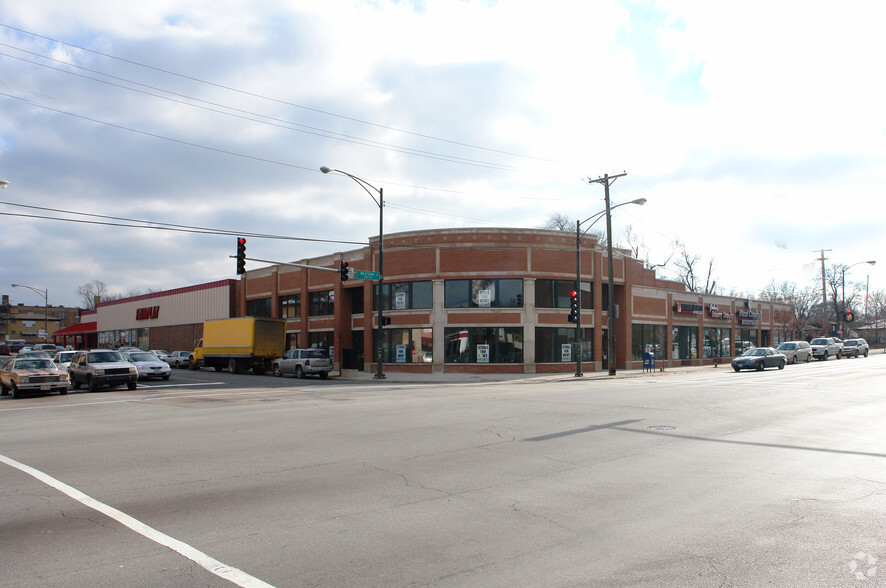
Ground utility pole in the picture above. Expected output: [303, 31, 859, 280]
[814, 249, 831, 324]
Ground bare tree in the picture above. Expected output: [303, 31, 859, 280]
[76, 280, 110, 310]
[759, 280, 817, 339]
[539, 213, 574, 232]
[868, 289, 886, 346]
[672, 240, 718, 294]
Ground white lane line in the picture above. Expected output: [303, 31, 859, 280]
[0, 454, 274, 588]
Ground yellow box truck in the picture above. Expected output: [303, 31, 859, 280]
[191, 317, 285, 374]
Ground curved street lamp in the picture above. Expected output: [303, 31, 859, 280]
[320, 166, 386, 379]
[573, 195, 646, 376]
[11, 283, 48, 341]
[0, 180, 9, 189]
[841, 260, 876, 336]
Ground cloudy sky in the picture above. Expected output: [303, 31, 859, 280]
[2, 0, 884, 309]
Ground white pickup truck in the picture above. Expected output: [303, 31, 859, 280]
[810, 337, 841, 361]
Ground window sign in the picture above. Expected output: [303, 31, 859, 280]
[396, 344, 407, 363]
[477, 290, 492, 308]
[395, 292, 407, 310]
[561, 343, 572, 362]
[477, 344, 490, 363]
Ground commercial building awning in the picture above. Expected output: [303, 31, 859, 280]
[52, 321, 97, 336]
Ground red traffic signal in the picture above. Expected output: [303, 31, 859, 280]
[340, 260, 350, 281]
[568, 290, 579, 323]
[235, 237, 246, 275]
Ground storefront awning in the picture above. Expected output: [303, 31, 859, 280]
[52, 321, 97, 336]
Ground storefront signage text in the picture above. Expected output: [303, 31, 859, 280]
[708, 304, 734, 321]
[673, 302, 703, 315]
[136, 306, 160, 321]
[737, 309, 761, 325]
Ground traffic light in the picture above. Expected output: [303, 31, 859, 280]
[568, 290, 579, 323]
[235, 237, 246, 275]
[340, 260, 350, 281]
[844, 309, 854, 323]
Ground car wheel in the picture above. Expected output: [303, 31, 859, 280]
[864, 349, 869, 357]
[162, 374, 170, 380]
[88, 376, 98, 392]
[821, 352, 828, 361]
[790, 355, 797, 364]
[294, 365, 304, 379]
[272, 364, 282, 377]
[319, 371, 328, 380]
[756, 361, 764, 371]
[836, 351, 841, 359]
[778, 360, 785, 370]
[72, 378, 81, 391]
[733, 367, 741, 372]
[59, 388, 68, 395]
[228, 358, 240, 374]
[806, 353, 812, 363]
[127, 381, 137, 390]
[0, 384, 8, 396]
[11, 384, 21, 399]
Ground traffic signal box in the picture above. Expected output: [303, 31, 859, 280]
[340, 261, 350, 281]
[568, 290, 579, 323]
[236, 237, 246, 275]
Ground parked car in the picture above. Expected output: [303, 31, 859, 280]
[842, 338, 870, 358]
[116, 346, 143, 353]
[272, 348, 332, 379]
[165, 351, 192, 368]
[0, 357, 70, 398]
[731, 347, 787, 372]
[810, 337, 841, 360]
[16, 350, 53, 360]
[0, 342, 9, 356]
[68, 349, 138, 392]
[150, 350, 170, 361]
[52, 350, 78, 371]
[33, 343, 59, 354]
[122, 351, 171, 380]
[775, 341, 812, 364]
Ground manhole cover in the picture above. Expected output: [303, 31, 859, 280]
[646, 425, 676, 431]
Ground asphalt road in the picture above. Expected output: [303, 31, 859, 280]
[2, 355, 885, 587]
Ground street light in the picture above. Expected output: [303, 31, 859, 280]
[841, 260, 876, 337]
[11, 283, 48, 341]
[574, 193, 646, 376]
[320, 166, 386, 379]
[0, 180, 9, 189]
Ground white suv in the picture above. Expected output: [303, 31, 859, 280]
[809, 337, 841, 361]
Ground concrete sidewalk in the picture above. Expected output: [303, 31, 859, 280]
[333, 363, 717, 385]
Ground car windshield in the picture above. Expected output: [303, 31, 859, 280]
[843, 340, 857, 346]
[810, 338, 828, 345]
[129, 352, 156, 361]
[777, 343, 795, 350]
[742, 349, 766, 357]
[88, 351, 124, 363]
[16, 359, 54, 370]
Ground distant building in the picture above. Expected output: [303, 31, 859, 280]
[1, 294, 82, 344]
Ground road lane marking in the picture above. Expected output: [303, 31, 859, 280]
[0, 454, 274, 588]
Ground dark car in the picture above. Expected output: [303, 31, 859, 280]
[0, 343, 9, 356]
[842, 338, 870, 358]
[731, 347, 787, 372]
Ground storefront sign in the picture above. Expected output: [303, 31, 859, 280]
[396, 344, 407, 363]
[478, 289, 492, 308]
[708, 304, 734, 321]
[737, 309, 761, 325]
[673, 302, 703, 315]
[135, 306, 160, 320]
[477, 344, 490, 363]
[395, 292, 407, 310]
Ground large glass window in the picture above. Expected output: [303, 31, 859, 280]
[246, 298, 272, 318]
[308, 331, 333, 354]
[736, 329, 757, 353]
[703, 327, 732, 358]
[375, 281, 433, 311]
[535, 280, 593, 309]
[672, 325, 698, 360]
[632, 324, 666, 361]
[279, 294, 301, 319]
[444, 279, 523, 308]
[536, 327, 593, 362]
[379, 328, 434, 364]
[308, 290, 334, 316]
[443, 327, 523, 363]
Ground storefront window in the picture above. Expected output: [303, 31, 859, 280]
[444, 279, 523, 308]
[535, 280, 592, 309]
[536, 327, 593, 362]
[308, 331, 333, 354]
[246, 298, 272, 318]
[736, 329, 757, 353]
[632, 324, 666, 361]
[308, 291, 334, 316]
[703, 327, 732, 358]
[443, 327, 523, 363]
[380, 328, 433, 363]
[375, 281, 433, 311]
[672, 325, 698, 360]
[279, 294, 301, 319]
